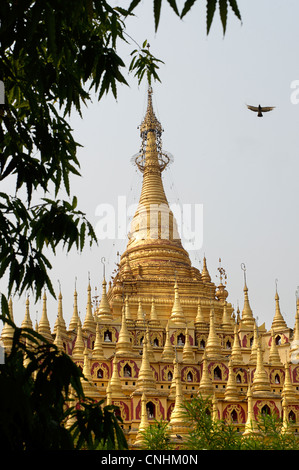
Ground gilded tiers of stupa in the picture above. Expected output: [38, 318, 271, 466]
[2, 87, 299, 447]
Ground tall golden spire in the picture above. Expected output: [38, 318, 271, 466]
[128, 87, 174, 246]
[282, 361, 297, 402]
[136, 298, 146, 326]
[83, 282, 96, 332]
[92, 321, 105, 360]
[240, 264, 255, 328]
[135, 334, 156, 392]
[170, 279, 186, 325]
[108, 355, 125, 398]
[135, 393, 150, 446]
[243, 382, 259, 435]
[97, 277, 112, 321]
[69, 287, 79, 331]
[271, 283, 287, 331]
[201, 256, 211, 283]
[169, 356, 188, 438]
[182, 326, 195, 363]
[81, 346, 100, 397]
[268, 329, 282, 366]
[54, 290, 67, 335]
[22, 296, 33, 329]
[251, 342, 271, 394]
[82, 346, 92, 381]
[198, 350, 214, 398]
[115, 305, 134, 357]
[205, 303, 222, 359]
[54, 321, 64, 350]
[38, 290, 52, 342]
[119, 86, 191, 280]
[230, 323, 243, 364]
[224, 357, 239, 401]
[161, 322, 174, 361]
[195, 298, 205, 324]
[72, 319, 85, 358]
[124, 296, 134, 325]
[149, 297, 160, 327]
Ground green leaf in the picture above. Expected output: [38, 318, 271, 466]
[181, 0, 197, 19]
[1, 294, 9, 318]
[153, 0, 162, 32]
[228, 0, 242, 20]
[219, 0, 228, 34]
[206, 0, 217, 34]
[80, 223, 86, 251]
[166, 0, 180, 17]
[127, 0, 142, 14]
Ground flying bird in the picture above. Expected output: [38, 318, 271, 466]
[246, 104, 275, 117]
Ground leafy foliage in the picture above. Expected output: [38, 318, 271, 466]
[127, 0, 242, 33]
[242, 412, 299, 450]
[181, 394, 242, 450]
[0, 318, 127, 450]
[129, 40, 164, 86]
[0, 193, 95, 301]
[181, 394, 299, 450]
[138, 418, 174, 450]
[0, 0, 241, 306]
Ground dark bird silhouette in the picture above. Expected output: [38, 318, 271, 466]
[246, 104, 275, 117]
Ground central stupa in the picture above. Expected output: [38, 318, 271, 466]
[107, 87, 225, 325]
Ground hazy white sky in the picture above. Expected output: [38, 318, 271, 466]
[4, 0, 299, 332]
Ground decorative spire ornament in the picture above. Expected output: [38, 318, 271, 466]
[170, 278, 186, 326]
[230, 323, 243, 364]
[115, 304, 134, 357]
[205, 302, 222, 359]
[97, 258, 113, 321]
[240, 264, 255, 328]
[195, 298, 205, 324]
[72, 319, 85, 358]
[161, 322, 174, 361]
[22, 296, 33, 330]
[251, 341, 271, 394]
[182, 326, 195, 363]
[135, 334, 156, 392]
[38, 290, 52, 342]
[83, 279, 96, 332]
[135, 393, 150, 446]
[268, 329, 282, 366]
[271, 280, 287, 331]
[108, 355, 125, 398]
[69, 284, 80, 331]
[201, 256, 211, 283]
[54, 287, 67, 335]
[243, 382, 259, 436]
[92, 321, 105, 360]
[198, 350, 213, 398]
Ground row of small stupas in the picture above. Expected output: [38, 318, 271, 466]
[2, 87, 299, 447]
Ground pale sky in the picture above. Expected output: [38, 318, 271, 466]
[3, 0, 299, 332]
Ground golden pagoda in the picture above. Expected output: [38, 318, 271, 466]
[3, 85, 299, 448]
